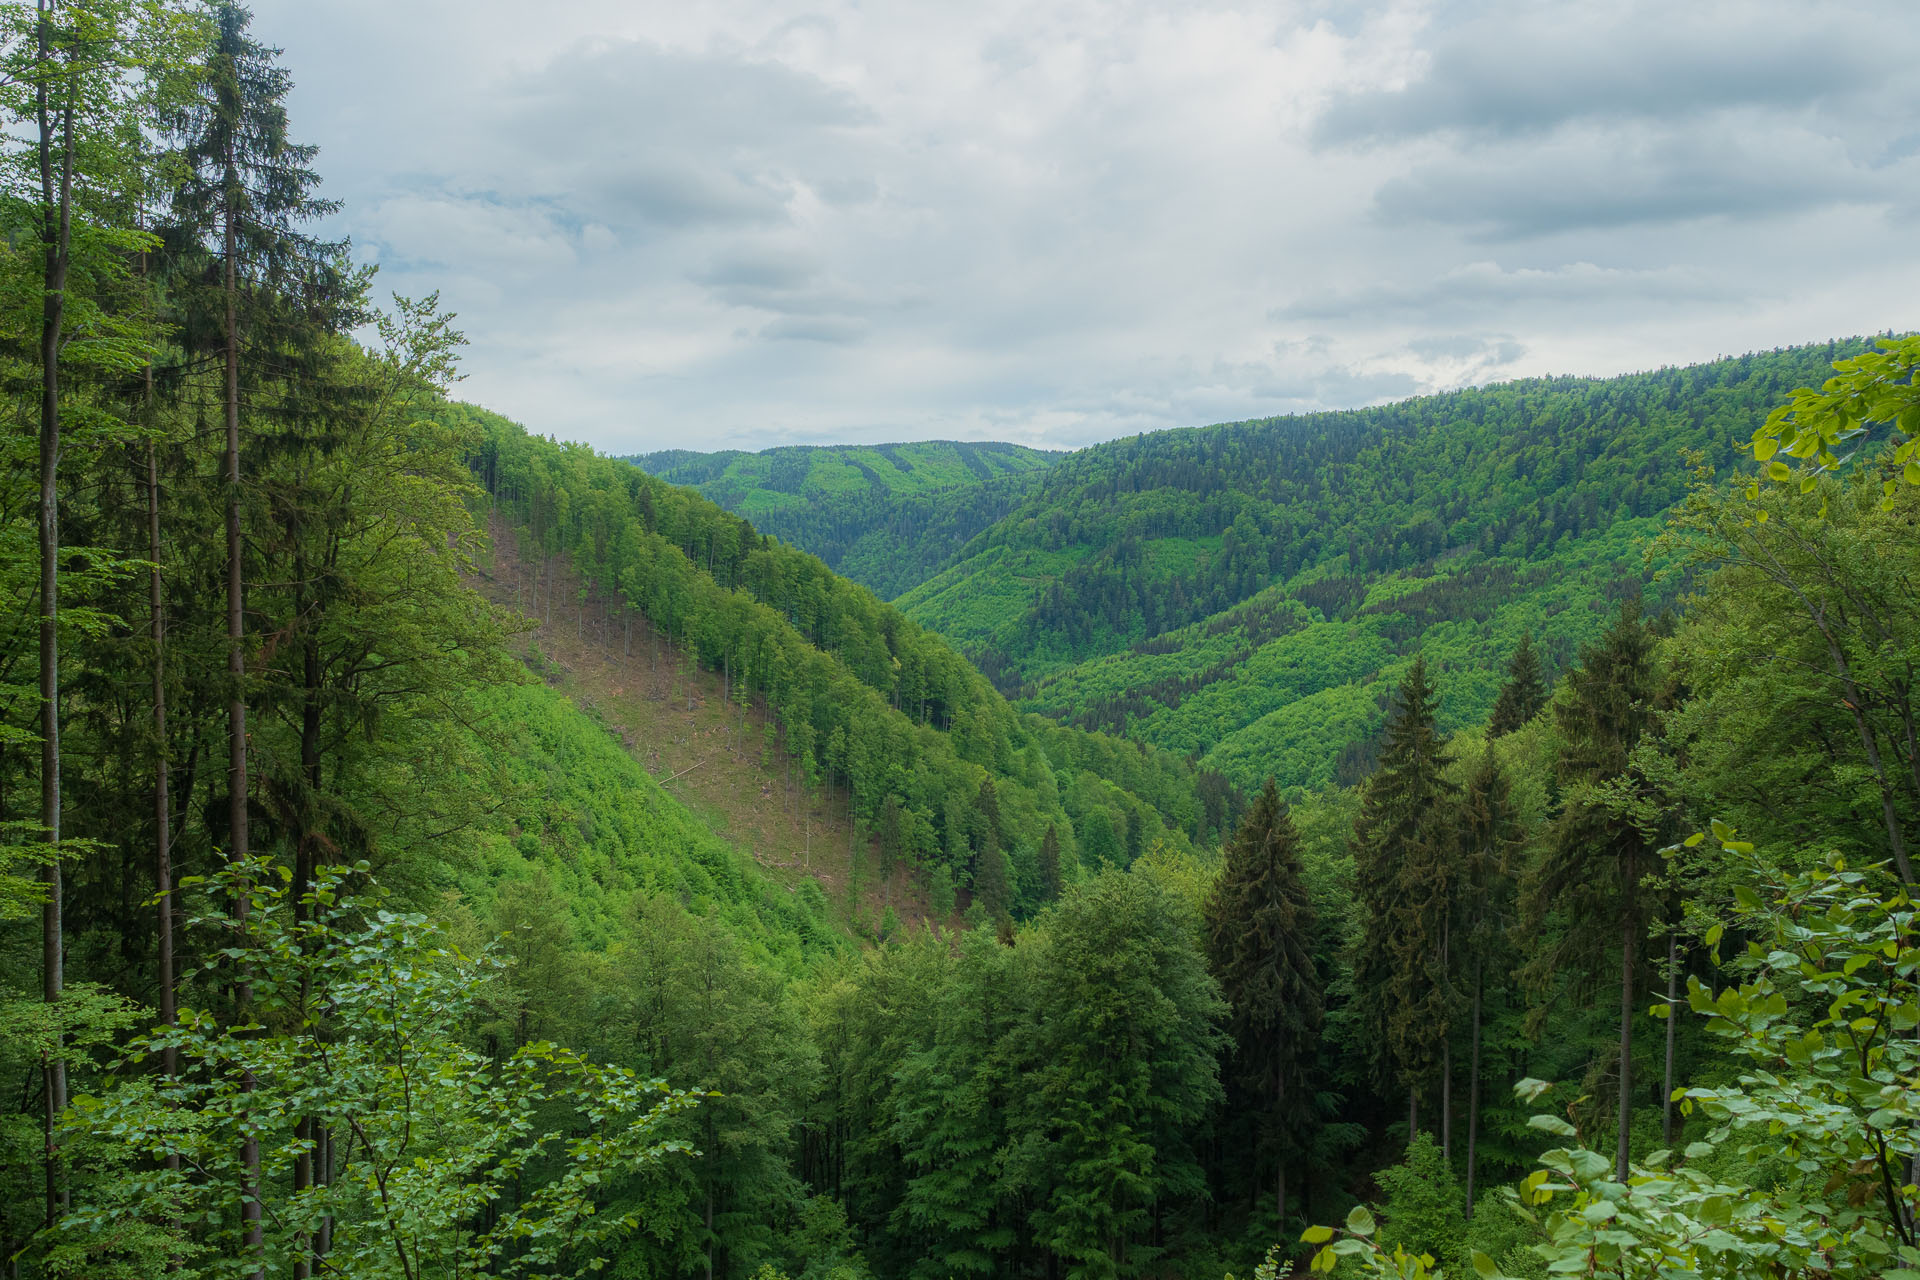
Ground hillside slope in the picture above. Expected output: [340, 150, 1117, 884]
[893, 339, 1884, 788]
[474, 510, 944, 937]
[468, 405, 1239, 922]
[627, 440, 1060, 598]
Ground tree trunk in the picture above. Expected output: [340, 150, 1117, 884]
[1662, 931, 1678, 1147]
[1441, 918, 1452, 1162]
[1465, 955, 1483, 1218]
[148, 439, 176, 1086]
[1275, 1062, 1286, 1224]
[222, 164, 263, 1280]
[35, 11, 74, 1224]
[1616, 859, 1637, 1183]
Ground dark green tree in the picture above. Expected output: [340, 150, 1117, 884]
[164, 0, 354, 883]
[1454, 749, 1523, 1213]
[1203, 778, 1322, 1223]
[1038, 823, 1063, 903]
[1522, 599, 1663, 1182]
[1351, 656, 1457, 1137]
[1486, 632, 1546, 738]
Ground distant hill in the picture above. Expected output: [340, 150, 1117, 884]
[625, 441, 1060, 599]
[890, 338, 1889, 791]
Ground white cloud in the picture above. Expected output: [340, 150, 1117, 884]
[249, 0, 1920, 452]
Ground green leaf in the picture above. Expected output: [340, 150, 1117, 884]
[1528, 1114, 1578, 1136]
[1302, 1225, 1334, 1244]
[1345, 1205, 1376, 1237]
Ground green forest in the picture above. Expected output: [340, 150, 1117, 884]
[628, 442, 1061, 602]
[8, 3, 1920, 1280]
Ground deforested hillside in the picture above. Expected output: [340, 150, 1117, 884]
[627, 440, 1060, 598]
[891, 339, 1889, 787]
[472, 406, 1241, 921]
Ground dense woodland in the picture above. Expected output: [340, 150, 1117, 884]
[630, 442, 1061, 602]
[7, 4, 1920, 1280]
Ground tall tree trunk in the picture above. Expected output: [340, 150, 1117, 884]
[1407, 1087, 1417, 1142]
[1616, 860, 1637, 1183]
[1441, 918, 1452, 1162]
[222, 171, 263, 1280]
[148, 439, 176, 1086]
[1275, 1062, 1286, 1224]
[35, 9, 74, 1224]
[1465, 955, 1483, 1218]
[1662, 931, 1678, 1147]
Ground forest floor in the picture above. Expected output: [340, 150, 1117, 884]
[476, 514, 939, 939]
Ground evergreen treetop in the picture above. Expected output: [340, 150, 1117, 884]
[1487, 632, 1546, 738]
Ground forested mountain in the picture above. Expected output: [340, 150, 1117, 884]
[628, 441, 1060, 599]
[10, 4, 1920, 1280]
[472, 405, 1239, 911]
[890, 343, 1883, 789]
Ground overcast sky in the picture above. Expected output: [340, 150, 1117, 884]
[249, 0, 1920, 455]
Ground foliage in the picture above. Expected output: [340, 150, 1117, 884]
[629, 441, 1059, 601]
[60, 856, 700, 1279]
[1750, 334, 1920, 510]
[1206, 779, 1323, 1219]
[880, 343, 1878, 789]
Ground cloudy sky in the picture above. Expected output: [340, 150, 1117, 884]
[250, 0, 1920, 455]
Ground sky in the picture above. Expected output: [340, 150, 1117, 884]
[250, 0, 1920, 456]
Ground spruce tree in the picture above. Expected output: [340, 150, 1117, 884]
[1038, 823, 1063, 903]
[1521, 599, 1661, 1182]
[1487, 631, 1546, 737]
[1203, 778, 1322, 1223]
[164, 11, 351, 1270]
[1455, 749, 1522, 1214]
[1351, 656, 1458, 1136]
[164, 0, 352, 879]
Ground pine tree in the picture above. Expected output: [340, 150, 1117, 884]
[1203, 778, 1322, 1223]
[1351, 656, 1458, 1136]
[1487, 631, 1546, 737]
[1521, 599, 1661, 1182]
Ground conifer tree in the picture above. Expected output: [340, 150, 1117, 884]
[1038, 823, 1063, 903]
[1522, 599, 1661, 1182]
[164, 10, 349, 1269]
[1351, 656, 1457, 1136]
[1455, 749, 1522, 1213]
[1203, 778, 1322, 1223]
[1487, 631, 1546, 737]
[164, 0, 350, 879]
